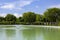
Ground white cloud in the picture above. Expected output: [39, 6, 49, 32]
[0, 13, 22, 18]
[0, 4, 15, 10]
[0, 0, 33, 10]
[0, 13, 7, 17]
[19, 1, 33, 7]
[48, 4, 60, 8]
[0, 3, 23, 10]
[0, 0, 39, 11]
[13, 13, 22, 18]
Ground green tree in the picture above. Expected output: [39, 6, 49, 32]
[23, 12, 36, 23]
[36, 14, 42, 22]
[0, 17, 4, 22]
[19, 17, 24, 22]
[5, 14, 16, 21]
[41, 15, 49, 22]
[44, 8, 60, 22]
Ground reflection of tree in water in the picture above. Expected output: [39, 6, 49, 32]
[6, 29, 15, 36]
[22, 28, 44, 40]
[6, 29, 16, 40]
[43, 28, 60, 40]
[1, 26, 60, 40]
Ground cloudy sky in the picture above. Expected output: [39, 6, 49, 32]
[0, 0, 60, 17]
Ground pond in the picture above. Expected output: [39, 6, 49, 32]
[0, 25, 60, 40]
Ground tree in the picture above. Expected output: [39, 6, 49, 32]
[41, 15, 47, 22]
[19, 17, 24, 22]
[0, 17, 4, 22]
[23, 12, 36, 23]
[44, 8, 60, 22]
[36, 14, 42, 22]
[5, 14, 16, 21]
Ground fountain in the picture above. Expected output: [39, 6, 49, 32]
[15, 25, 23, 40]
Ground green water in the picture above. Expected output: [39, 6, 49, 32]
[0, 25, 60, 40]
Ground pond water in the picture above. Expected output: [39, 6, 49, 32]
[0, 25, 60, 40]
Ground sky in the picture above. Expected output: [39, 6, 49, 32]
[0, 0, 60, 17]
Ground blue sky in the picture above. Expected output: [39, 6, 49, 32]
[0, 0, 60, 17]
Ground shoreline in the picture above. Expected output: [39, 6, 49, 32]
[0, 25, 60, 28]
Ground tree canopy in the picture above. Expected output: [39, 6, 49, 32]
[0, 17, 4, 22]
[23, 12, 36, 23]
[5, 14, 16, 21]
[0, 8, 60, 25]
[44, 8, 60, 22]
[36, 14, 42, 22]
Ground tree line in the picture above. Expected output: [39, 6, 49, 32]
[0, 8, 60, 25]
